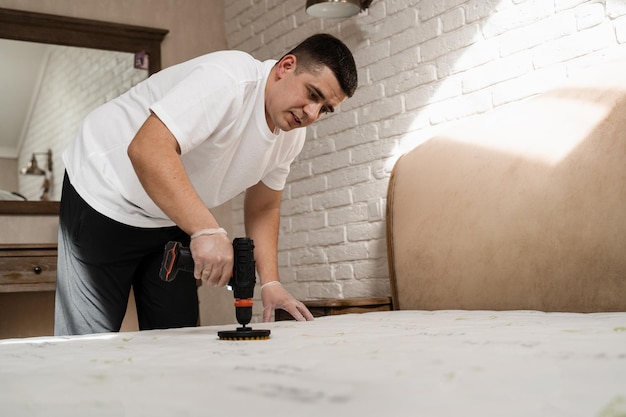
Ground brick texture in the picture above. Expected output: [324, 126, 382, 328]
[223, 0, 626, 316]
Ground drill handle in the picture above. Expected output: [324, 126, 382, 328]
[232, 237, 256, 299]
[159, 238, 256, 292]
[159, 241, 193, 282]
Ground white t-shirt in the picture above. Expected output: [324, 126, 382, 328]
[63, 50, 306, 228]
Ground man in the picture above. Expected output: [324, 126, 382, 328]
[55, 33, 358, 336]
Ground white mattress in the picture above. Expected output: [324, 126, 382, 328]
[1, 310, 625, 416]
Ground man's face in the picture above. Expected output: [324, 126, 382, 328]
[265, 55, 348, 132]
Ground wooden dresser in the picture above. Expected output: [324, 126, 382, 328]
[0, 243, 57, 292]
[0, 244, 57, 338]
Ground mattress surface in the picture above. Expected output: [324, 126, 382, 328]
[1, 310, 625, 416]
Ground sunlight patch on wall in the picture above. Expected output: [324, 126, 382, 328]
[384, 1, 626, 172]
[394, 58, 626, 171]
[435, 90, 616, 166]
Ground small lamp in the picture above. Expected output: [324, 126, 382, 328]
[306, 0, 371, 19]
[20, 149, 53, 201]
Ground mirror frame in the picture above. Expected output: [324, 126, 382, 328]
[0, 7, 168, 215]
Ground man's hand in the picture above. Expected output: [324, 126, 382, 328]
[189, 233, 233, 287]
[261, 282, 314, 322]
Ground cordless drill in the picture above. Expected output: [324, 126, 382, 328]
[159, 237, 270, 340]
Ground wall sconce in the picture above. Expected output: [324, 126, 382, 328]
[20, 149, 53, 201]
[306, 0, 374, 18]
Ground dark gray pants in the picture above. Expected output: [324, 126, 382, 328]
[54, 173, 198, 336]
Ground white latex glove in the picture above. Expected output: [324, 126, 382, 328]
[261, 282, 314, 322]
[189, 233, 233, 287]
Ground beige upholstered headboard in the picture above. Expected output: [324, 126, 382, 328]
[387, 61, 626, 313]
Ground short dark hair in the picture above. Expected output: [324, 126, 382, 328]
[283, 33, 358, 98]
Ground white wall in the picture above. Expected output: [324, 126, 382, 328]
[223, 0, 626, 308]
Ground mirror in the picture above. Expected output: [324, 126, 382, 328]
[0, 8, 168, 215]
[2, 39, 151, 203]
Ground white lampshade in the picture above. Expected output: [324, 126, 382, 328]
[306, 0, 361, 19]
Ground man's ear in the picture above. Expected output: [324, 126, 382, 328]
[276, 54, 297, 78]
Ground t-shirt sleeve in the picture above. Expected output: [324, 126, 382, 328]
[150, 64, 240, 155]
[261, 128, 307, 191]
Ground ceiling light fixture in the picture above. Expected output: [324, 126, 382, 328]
[305, 0, 373, 19]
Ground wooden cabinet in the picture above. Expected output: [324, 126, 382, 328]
[0, 244, 57, 338]
[275, 296, 392, 321]
[0, 244, 57, 292]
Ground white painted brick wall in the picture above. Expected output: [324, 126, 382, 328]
[223, 0, 626, 318]
[18, 46, 147, 201]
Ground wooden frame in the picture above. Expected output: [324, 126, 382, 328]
[0, 7, 168, 215]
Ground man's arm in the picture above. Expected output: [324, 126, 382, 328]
[127, 113, 233, 286]
[244, 181, 314, 321]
